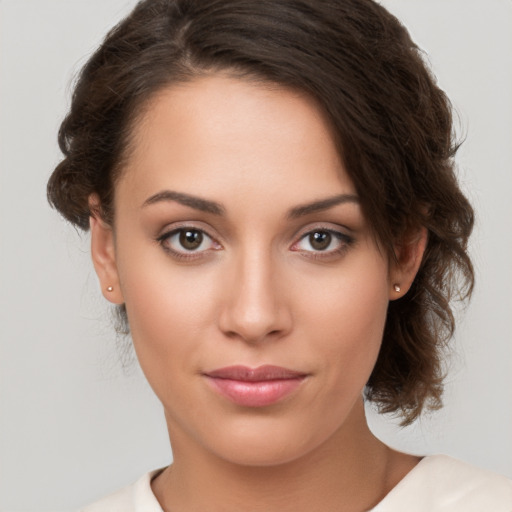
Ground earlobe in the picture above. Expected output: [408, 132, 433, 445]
[389, 227, 428, 300]
[89, 198, 124, 305]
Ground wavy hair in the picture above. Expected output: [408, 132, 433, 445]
[48, 0, 474, 424]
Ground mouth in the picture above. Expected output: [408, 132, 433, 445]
[203, 365, 308, 407]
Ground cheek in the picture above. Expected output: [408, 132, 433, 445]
[295, 247, 390, 389]
[115, 246, 221, 387]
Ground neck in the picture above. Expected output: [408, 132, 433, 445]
[152, 401, 419, 512]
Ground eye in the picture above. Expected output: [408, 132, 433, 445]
[291, 228, 353, 255]
[176, 229, 206, 251]
[305, 231, 333, 251]
[158, 227, 220, 257]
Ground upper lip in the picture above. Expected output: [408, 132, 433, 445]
[204, 365, 307, 382]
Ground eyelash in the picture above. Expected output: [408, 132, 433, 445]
[156, 226, 221, 261]
[156, 225, 355, 262]
[290, 227, 355, 260]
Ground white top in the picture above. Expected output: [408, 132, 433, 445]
[80, 455, 512, 511]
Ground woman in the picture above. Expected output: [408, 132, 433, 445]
[46, 0, 511, 510]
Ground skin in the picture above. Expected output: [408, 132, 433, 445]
[90, 75, 426, 512]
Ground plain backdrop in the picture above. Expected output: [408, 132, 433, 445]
[0, 0, 511, 510]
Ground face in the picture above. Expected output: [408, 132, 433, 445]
[92, 75, 404, 467]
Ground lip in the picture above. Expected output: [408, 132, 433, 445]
[204, 365, 308, 407]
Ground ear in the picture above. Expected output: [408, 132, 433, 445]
[388, 227, 428, 300]
[89, 195, 125, 305]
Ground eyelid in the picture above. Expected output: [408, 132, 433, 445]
[155, 219, 225, 243]
[291, 222, 353, 242]
[156, 222, 223, 260]
[290, 223, 355, 256]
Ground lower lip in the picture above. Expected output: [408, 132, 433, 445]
[206, 377, 306, 407]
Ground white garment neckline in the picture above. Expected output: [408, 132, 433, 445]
[83, 454, 511, 511]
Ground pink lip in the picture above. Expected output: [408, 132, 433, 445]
[204, 365, 307, 407]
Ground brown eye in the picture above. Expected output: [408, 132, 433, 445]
[291, 227, 353, 257]
[158, 227, 219, 257]
[309, 231, 332, 251]
[179, 229, 203, 250]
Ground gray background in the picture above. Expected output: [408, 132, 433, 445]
[0, 1, 511, 510]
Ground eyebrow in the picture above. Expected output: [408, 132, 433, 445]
[287, 193, 359, 219]
[142, 190, 359, 218]
[142, 190, 225, 215]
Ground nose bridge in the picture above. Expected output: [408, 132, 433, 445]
[219, 243, 290, 343]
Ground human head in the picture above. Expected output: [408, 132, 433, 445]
[47, 0, 474, 424]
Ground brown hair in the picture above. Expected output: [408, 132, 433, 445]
[47, 0, 474, 425]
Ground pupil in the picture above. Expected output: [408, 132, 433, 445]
[310, 231, 331, 251]
[180, 230, 203, 250]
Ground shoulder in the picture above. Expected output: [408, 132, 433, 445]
[372, 455, 512, 511]
[80, 486, 133, 512]
[79, 469, 164, 512]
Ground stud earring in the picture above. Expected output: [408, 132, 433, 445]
[107, 286, 114, 292]
[393, 284, 401, 293]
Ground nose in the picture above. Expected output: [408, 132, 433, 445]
[218, 250, 292, 344]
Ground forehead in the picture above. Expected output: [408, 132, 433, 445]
[117, 74, 355, 208]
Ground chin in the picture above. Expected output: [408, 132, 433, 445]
[213, 437, 317, 468]
[193, 413, 345, 469]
